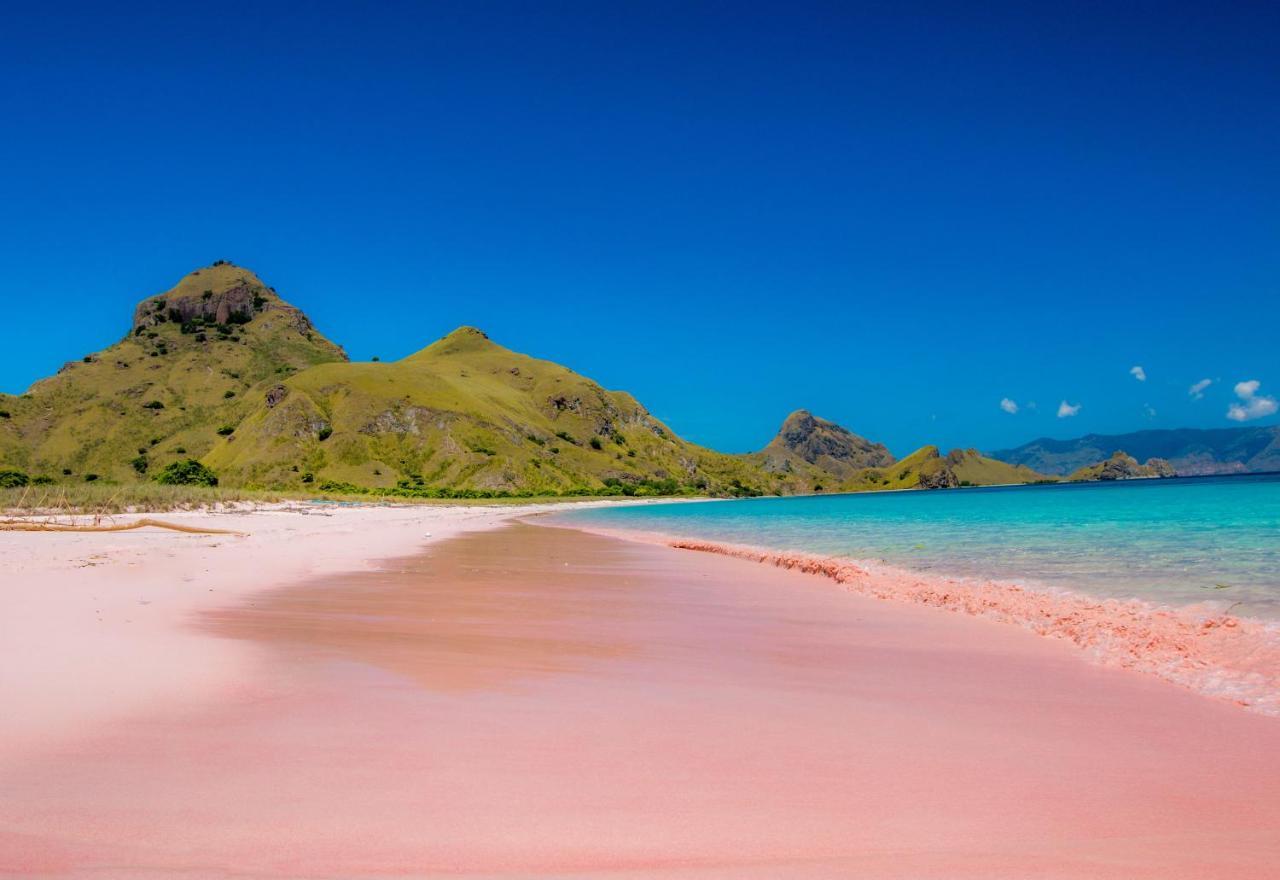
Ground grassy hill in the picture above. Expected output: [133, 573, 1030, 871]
[0, 263, 345, 483]
[204, 325, 779, 496]
[2, 262, 1058, 498]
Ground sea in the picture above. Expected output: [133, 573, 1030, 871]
[555, 474, 1280, 617]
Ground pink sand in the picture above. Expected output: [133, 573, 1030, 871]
[560, 524, 1280, 716]
[3, 519, 1279, 878]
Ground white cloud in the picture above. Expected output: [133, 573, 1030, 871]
[1144, 404, 1157, 418]
[1130, 365, 1146, 382]
[999, 398, 1018, 414]
[1057, 400, 1081, 418]
[1188, 378, 1212, 400]
[1227, 380, 1278, 422]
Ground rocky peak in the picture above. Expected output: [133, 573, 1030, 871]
[767, 410, 895, 469]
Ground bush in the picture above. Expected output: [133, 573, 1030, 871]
[317, 427, 333, 441]
[154, 459, 218, 487]
[32, 475, 56, 485]
[0, 469, 30, 488]
[555, 430, 577, 445]
[84, 473, 99, 483]
[174, 446, 187, 454]
[142, 400, 165, 410]
[62, 468, 72, 476]
[301, 472, 315, 484]
[0, 410, 9, 419]
[216, 426, 235, 436]
[589, 437, 603, 450]
[130, 455, 149, 474]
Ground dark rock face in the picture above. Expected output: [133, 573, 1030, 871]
[132, 284, 261, 332]
[768, 410, 895, 470]
[264, 385, 289, 408]
[917, 466, 960, 489]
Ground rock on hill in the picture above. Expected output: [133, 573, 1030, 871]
[990, 427, 1280, 476]
[1067, 451, 1176, 482]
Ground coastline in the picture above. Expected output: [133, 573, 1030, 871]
[540, 520, 1280, 716]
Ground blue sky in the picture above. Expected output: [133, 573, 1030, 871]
[1, 2, 1276, 455]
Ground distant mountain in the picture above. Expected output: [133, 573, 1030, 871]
[990, 427, 1280, 476]
[1, 262, 1059, 497]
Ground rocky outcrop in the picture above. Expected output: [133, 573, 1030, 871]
[760, 410, 894, 475]
[1068, 451, 1176, 481]
[132, 283, 262, 332]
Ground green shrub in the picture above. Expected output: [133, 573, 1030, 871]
[0, 410, 9, 419]
[84, 473, 99, 483]
[216, 426, 235, 436]
[555, 430, 577, 445]
[317, 480, 365, 494]
[143, 400, 165, 410]
[130, 455, 149, 474]
[174, 446, 187, 454]
[62, 468, 72, 476]
[589, 437, 603, 450]
[317, 427, 333, 441]
[0, 469, 30, 488]
[32, 475, 56, 485]
[154, 459, 218, 487]
[301, 472, 315, 484]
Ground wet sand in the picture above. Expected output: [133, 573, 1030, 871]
[4, 521, 1280, 878]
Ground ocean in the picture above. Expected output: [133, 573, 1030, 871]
[554, 474, 1280, 619]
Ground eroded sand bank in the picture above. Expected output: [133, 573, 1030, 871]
[3, 519, 1279, 878]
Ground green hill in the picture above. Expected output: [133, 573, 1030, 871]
[0, 263, 345, 483]
[2, 262, 1059, 497]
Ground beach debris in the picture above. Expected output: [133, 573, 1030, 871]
[0, 517, 246, 536]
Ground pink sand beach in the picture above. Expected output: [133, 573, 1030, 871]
[3, 507, 1280, 878]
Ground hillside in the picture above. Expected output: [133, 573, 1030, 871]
[1067, 451, 1176, 482]
[203, 325, 778, 496]
[3, 262, 1059, 498]
[990, 427, 1280, 476]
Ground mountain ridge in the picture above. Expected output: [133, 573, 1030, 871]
[4, 262, 1062, 496]
[991, 426, 1280, 476]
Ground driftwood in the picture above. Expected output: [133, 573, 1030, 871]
[0, 517, 246, 536]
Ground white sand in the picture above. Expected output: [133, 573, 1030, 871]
[0, 501, 620, 762]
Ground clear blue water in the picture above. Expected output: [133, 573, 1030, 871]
[553, 474, 1280, 619]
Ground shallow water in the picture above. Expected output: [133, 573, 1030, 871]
[553, 474, 1280, 619]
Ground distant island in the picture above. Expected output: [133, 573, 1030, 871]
[0, 262, 1230, 500]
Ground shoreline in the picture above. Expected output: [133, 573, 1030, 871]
[4, 519, 1279, 877]
[0, 499, 648, 761]
[539, 520, 1280, 716]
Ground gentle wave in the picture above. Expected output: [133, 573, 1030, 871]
[560, 523, 1280, 716]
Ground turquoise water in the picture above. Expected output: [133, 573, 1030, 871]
[553, 475, 1280, 619]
